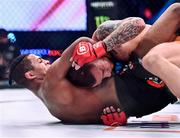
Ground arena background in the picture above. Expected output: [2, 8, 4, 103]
[0, 0, 179, 88]
[1, 2, 180, 138]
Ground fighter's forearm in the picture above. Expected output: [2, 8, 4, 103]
[103, 18, 145, 52]
[94, 17, 141, 41]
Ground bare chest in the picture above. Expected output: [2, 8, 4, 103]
[42, 80, 119, 123]
[43, 89, 104, 123]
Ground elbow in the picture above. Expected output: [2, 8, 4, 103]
[133, 17, 146, 31]
[169, 3, 180, 18]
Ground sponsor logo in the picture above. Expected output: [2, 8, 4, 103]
[77, 42, 90, 55]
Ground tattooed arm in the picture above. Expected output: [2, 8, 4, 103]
[102, 17, 145, 52]
[70, 17, 145, 68]
[92, 17, 144, 41]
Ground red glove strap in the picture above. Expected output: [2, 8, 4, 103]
[93, 41, 106, 58]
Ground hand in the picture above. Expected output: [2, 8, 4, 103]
[100, 106, 127, 126]
[70, 41, 107, 69]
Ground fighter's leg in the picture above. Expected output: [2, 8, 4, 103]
[143, 41, 180, 66]
[135, 3, 180, 58]
[142, 41, 180, 98]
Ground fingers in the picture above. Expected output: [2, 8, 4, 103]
[71, 56, 89, 70]
[103, 106, 120, 115]
[75, 64, 80, 70]
[72, 61, 81, 70]
[70, 52, 84, 70]
[72, 61, 76, 67]
[117, 108, 121, 113]
[110, 106, 116, 112]
[103, 107, 113, 114]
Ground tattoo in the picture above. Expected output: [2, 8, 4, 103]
[95, 17, 137, 41]
[103, 18, 145, 52]
[96, 21, 122, 40]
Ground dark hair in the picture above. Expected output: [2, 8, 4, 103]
[66, 64, 96, 87]
[0, 28, 8, 37]
[9, 54, 33, 87]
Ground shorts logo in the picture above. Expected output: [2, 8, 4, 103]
[77, 42, 89, 55]
[146, 77, 165, 88]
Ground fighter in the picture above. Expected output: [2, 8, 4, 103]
[69, 3, 180, 125]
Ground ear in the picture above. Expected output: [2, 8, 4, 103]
[25, 71, 36, 80]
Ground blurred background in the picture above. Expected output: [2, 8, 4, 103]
[0, 0, 179, 88]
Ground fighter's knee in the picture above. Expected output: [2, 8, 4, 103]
[142, 53, 161, 70]
[169, 3, 180, 17]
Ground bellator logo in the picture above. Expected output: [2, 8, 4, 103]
[77, 42, 90, 55]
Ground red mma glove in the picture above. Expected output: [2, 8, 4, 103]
[101, 106, 127, 126]
[71, 41, 107, 67]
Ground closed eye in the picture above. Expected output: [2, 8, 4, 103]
[37, 58, 43, 63]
